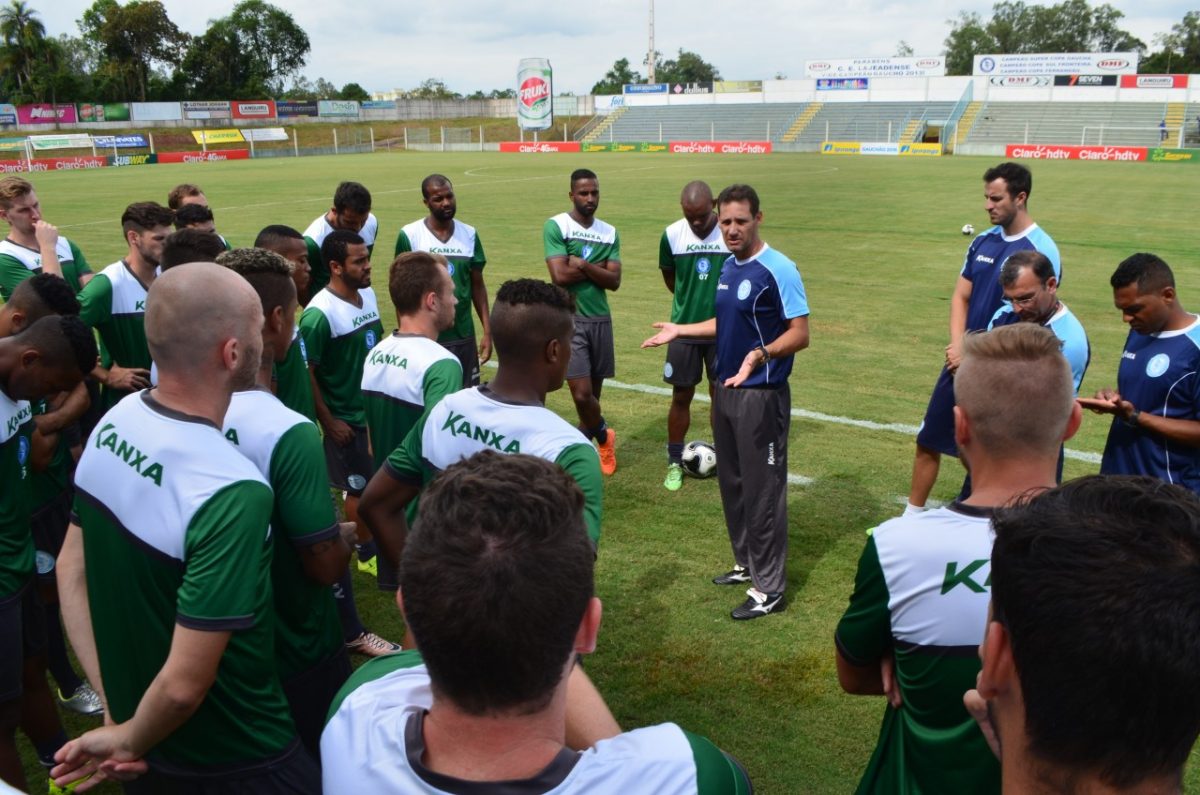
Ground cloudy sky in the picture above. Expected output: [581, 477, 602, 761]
[38, 0, 1194, 96]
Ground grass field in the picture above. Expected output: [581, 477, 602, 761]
[16, 150, 1200, 792]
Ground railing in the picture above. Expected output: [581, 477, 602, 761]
[1081, 125, 1184, 147]
[945, 82, 974, 151]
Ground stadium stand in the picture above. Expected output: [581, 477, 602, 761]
[789, 102, 958, 146]
[590, 103, 807, 142]
[965, 101, 1176, 147]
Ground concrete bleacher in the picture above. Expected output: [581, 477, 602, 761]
[965, 102, 1173, 147]
[792, 102, 958, 145]
[595, 103, 807, 142]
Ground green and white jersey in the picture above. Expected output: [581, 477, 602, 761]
[302, 213, 379, 298]
[0, 389, 33, 600]
[273, 327, 316, 423]
[29, 398, 69, 510]
[386, 386, 602, 544]
[73, 391, 296, 771]
[78, 260, 154, 412]
[659, 219, 728, 326]
[321, 651, 750, 794]
[836, 504, 1000, 795]
[223, 389, 342, 682]
[362, 332, 461, 471]
[543, 213, 620, 318]
[299, 288, 384, 426]
[395, 219, 486, 342]
[0, 236, 92, 297]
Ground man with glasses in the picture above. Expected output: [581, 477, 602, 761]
[903, 163, 1060, 516]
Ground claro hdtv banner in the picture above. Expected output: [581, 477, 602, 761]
[1005, 144, 1146, 161]
[500, 141, 772, 154]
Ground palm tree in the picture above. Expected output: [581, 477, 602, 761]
[0, 0, 46, 91]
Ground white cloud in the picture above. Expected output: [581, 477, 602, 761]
[39, 0, 1197, 96]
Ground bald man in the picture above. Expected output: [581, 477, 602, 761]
[658, 181, 728, 491]
[55, 264, 319, 793]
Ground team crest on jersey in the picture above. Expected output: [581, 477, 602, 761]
[17, 435, 29, 467]
[582, 244, 594, 259]
[697, 258, 710, 274]
[737, 279, 752, 300]
[1146, 353, 1170, 378]
[447, 262, 456, 277]
[664, 362, 674, 378]
[365, 330, 378, 348]
[299, 337, 308, 364]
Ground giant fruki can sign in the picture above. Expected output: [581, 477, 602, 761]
[517, 58, 553, 131]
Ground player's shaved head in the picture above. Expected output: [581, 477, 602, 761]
[146, 263, 263, 385]
[7, 274, 80, 319]
[217, 248, 295, 317]
[2, 315, 96, 400]
[681, 180, 713, 206]
[421, 173, 452, 198]
[491, 279, 575, 364]
[955, 323, 1073, 459]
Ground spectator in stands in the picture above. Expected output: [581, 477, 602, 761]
[1160, 118, 1168, 142]
[966, 475, 1200, 795]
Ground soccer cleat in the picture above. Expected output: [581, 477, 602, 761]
[731, 587, 785, 620]
[58, 683, 103, 716]
[346, 631, 401, 657]
[712, 564, 752, 585]
[664, 463, 684, 491]
[597, 428, 617, 475]
[356, 555, 378, 577]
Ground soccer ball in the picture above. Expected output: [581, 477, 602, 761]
[961, 224, 975, 236]
[681, 440, 718, 478]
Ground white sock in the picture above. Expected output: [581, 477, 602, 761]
[903, 502, 927, 517]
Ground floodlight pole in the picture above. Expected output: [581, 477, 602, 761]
[647, 0, 656, 83]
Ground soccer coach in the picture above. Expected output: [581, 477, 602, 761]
[644, 184, 809, 620]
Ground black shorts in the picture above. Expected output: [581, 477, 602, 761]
[441, 336, 480, 388]
[123, 741, 320, 795]
[663, 340, 717, 387]
[915, 366, 959, 458]
[0, 580, 46, 703]
[31, 489, 72, 560]
[283, 648, 352, 759]
[566, 316, 615, 381]
[322, 423, 374, 496]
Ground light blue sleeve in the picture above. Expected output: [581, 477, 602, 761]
[1027, 227, 1061, 279]
[987, 305, 1012, 331]
[1051, 309, 1090, 394]
[762, 250, 809, 318]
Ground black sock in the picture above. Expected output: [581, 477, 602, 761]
[356, 540, 377, 562]
[333, 569, 366, 641]
[667, 442, 684, 464]
[36, 730, 68, 769]
[590, 417, 608, 442]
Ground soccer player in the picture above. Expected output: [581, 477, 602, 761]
[359, 278, 603, 563]
[303, 181, 378, 299]
[159, 228, 225, 270]
[217, 247, 355, 757]
[173, 203, 215, 234]
[0, 176, 92, 297]
[643, 184, 809, 620]
[658, 180, 727, 491]
[78, 201, 173, 412]
[361, 251, 461, 586]
[544, 168, 621, 475]
[0, 315, 97, 792]
[166, 183, 230, 250]
[299, 230, 399, 658]
[1083, 254, 1200, 492]
[0, 314, 94, 792]
[836, 323, 1080, 794]
[256, 225, 316, 419]
[395, 174, 491, 388]
[322, 452, 751, 794]
[54, 264, 319, 793]
[3, 278, 102, 718]
[905, 162, 1059, 515]
[968, 476, 1200, 795]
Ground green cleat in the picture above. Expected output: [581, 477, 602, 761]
[664, 462, 684, 491]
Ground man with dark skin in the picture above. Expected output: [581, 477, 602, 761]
[657, 181, 727, 491]
[0, 315, 96, 792]
[395, 175, 491, 388]
[544, 169, 622, 475]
